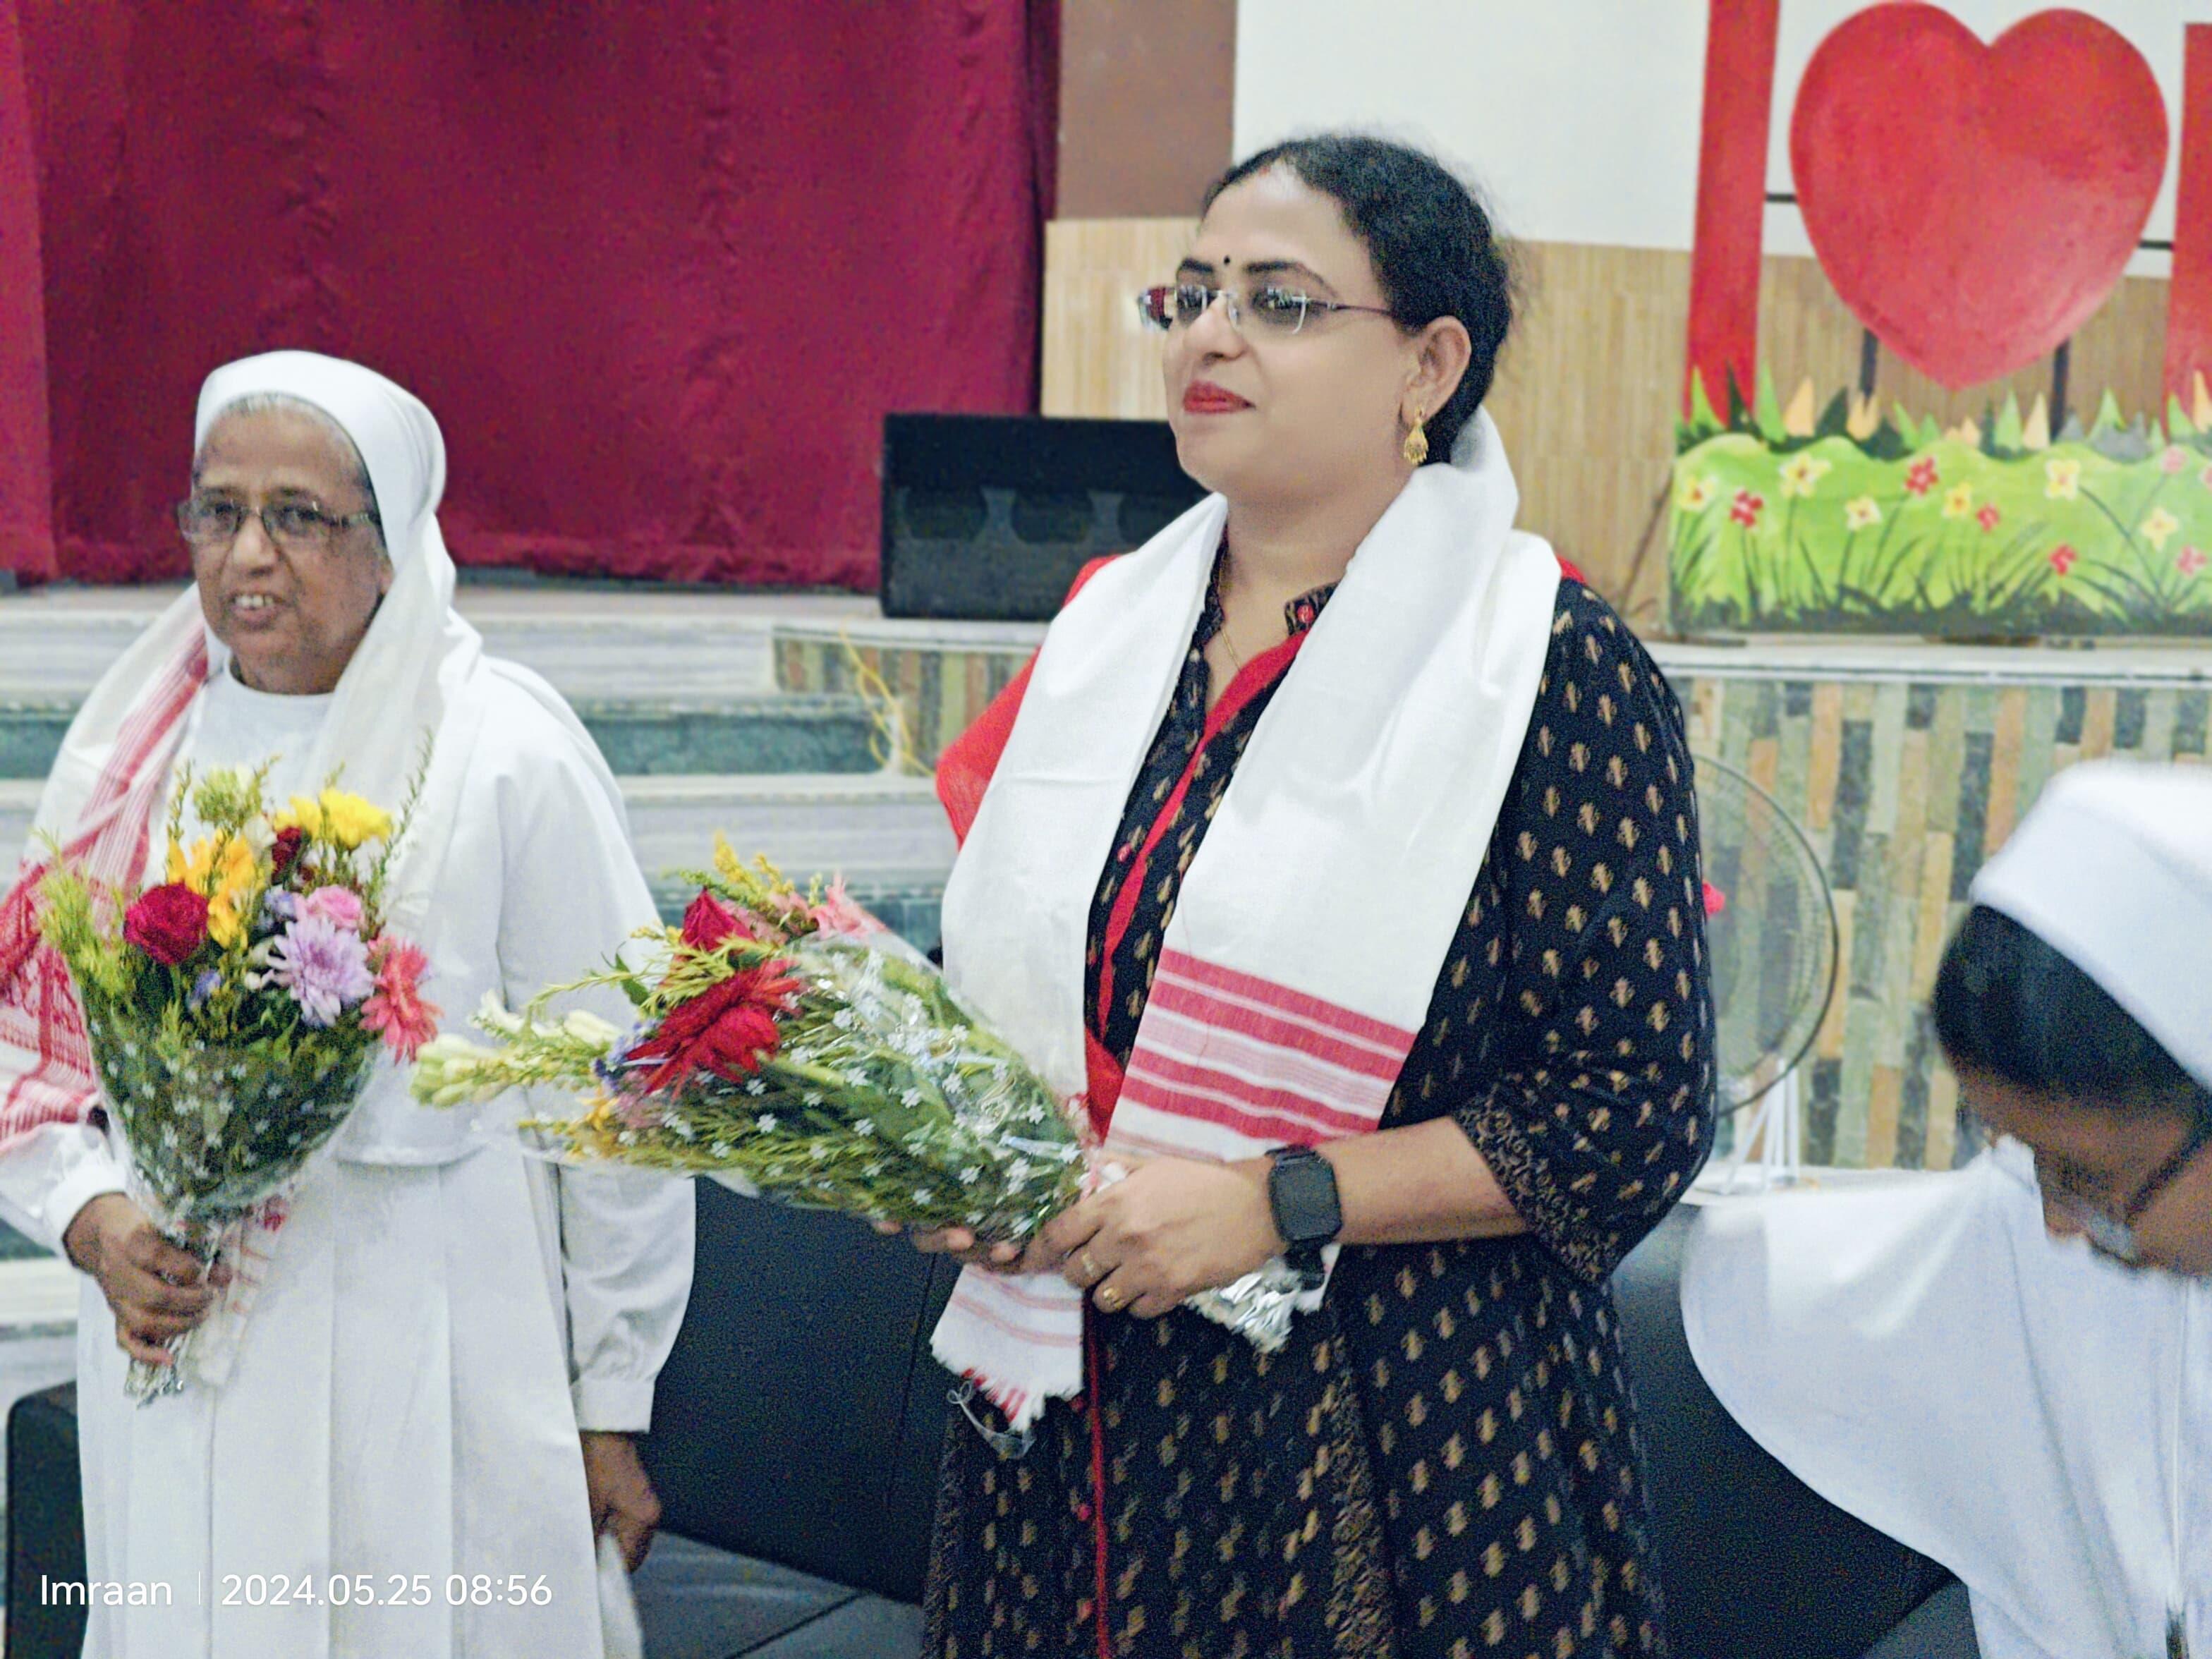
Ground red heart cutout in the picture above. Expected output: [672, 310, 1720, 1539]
[1790, 6, 2166, 389]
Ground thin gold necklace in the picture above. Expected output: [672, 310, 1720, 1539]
[1217, 623, 1245, 678]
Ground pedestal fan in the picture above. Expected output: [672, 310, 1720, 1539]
[1696, 754, 1840, 1191]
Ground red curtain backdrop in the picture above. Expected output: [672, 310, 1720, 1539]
[0, 2, 1057, 587]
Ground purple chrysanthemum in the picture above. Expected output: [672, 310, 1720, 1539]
[267, 913, 375, 1028]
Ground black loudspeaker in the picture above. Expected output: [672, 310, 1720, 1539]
[880, 414, 1205, 621]
[7, 1383, 87, 1659]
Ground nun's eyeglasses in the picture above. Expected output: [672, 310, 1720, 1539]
[176, 495, 381, 551]
[1969, 1107, 2212, 1265]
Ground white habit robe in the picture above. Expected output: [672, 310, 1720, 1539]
[1682, 1148, 2208, 1659]
[0, 667, 695, 1659]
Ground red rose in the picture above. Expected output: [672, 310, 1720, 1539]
[679, 890, 752, 951]
[628, 962, 801, 1088]
[269, 825, 306, 878]
[124, 883, 210, 966]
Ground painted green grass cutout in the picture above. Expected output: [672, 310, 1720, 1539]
[1671, 372, 2212, 636]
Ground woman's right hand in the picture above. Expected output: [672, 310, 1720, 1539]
[63, 1194, 223, 1368]
[872, 1220, 1025, 1272]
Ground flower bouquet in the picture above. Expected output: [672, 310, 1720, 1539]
[411, 841, 1086, 1241]
[38, 758, 439, 1399]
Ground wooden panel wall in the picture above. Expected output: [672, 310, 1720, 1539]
[1055, 0, 1235, 218]
[1042, 218, 2177, 629]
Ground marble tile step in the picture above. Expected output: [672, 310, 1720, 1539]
[2, 771, 956, 904]
[621, 773, 955, 894]
[0, 693, 888, 782]
[0, 585, 801, 701]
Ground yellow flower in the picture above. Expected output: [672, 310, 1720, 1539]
[165, 835, 260, 948]
[2044, 457, 2081, 501]
[276, 789, 391, 851]
[2141, 508, 2182, 552]
[1942, 483, 1975, 520]
[1844, 497, 1882, 532]
[273, 795, 325, 839]
[1677, 475, 1717, 513]
[314, 790, 392, 851]
[168, 835, 257, 900]
[1778, 454, 1832, 499]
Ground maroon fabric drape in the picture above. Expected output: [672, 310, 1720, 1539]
[0, 0, 54, 584]
[2, 2, 1057, 587]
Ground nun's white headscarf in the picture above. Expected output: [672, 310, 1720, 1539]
[188, 355, 619, 949]
[1969, 758, 2212, 1093]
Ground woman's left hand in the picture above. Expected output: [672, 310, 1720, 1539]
[1028, 1156, 1281, 1318]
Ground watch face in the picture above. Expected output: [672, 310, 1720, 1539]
[1271, 1152, 1342, 1245]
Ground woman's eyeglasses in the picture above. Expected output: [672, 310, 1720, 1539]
[1135, 282, 1395, 338]
[176, 496, 381, 552]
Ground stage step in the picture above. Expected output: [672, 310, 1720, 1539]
[0, 584, 893, 702]
[1, 770, 952, 911]
[0, 693, 888, 782]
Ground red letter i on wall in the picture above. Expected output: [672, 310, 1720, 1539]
[2167, 23, 2212, 411]
[1685, 0, 1782, 418]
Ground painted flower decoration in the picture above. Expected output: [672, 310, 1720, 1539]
[2141, 508, 2182, 552]
[1843, 497, 1882, 533]
[2049, 544, 2079, 578]
[2043, 458, 2081, 501]
[1904, 458, 1939, 497]
[2199, 463, 2212, 492]
[360, 940, 442, 1061]
[2161, 445, 2191, 475]
[1976, 504, 2002, 533]
[1942, 484, 1975, 521]
[266, 913, 376, 1028]
[1677, 475, 1718, 513]
[2180, 547, 2208, 579]
[1778, 454, 1832, 499]
[1729, 489, 1765, 528]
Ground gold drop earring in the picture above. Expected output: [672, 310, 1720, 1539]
[1402, 402, 1429, 467]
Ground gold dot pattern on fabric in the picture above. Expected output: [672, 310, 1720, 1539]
[928, 576, 1710, 1658]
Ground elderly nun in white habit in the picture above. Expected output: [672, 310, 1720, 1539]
[1684, 760, 2209, 1659]
[0, 351, 694, 1658]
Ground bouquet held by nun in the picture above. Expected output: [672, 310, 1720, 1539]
[37, 759, 437, 1399]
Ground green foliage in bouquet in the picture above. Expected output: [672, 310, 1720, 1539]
[413, 841, 1085, 1242]
[37, 749, 439, 1397]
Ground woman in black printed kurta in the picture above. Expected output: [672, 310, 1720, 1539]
[916, 136, 1713, 1659]
[926, 554, 1710, 1658]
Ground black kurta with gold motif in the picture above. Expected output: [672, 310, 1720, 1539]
[925, 562, 1715, 1659]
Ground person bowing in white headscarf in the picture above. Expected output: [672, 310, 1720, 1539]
[1683, 760, 2211, 1659]
[0, 351, 695, 1659]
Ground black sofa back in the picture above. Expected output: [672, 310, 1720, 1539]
[9, 1189, 1974, 1659]
[642, 1186, 1963, 1656]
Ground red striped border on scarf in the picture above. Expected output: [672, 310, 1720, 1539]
[1107, 949, 1417, 1161]
[0, 638, 208, 1141]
